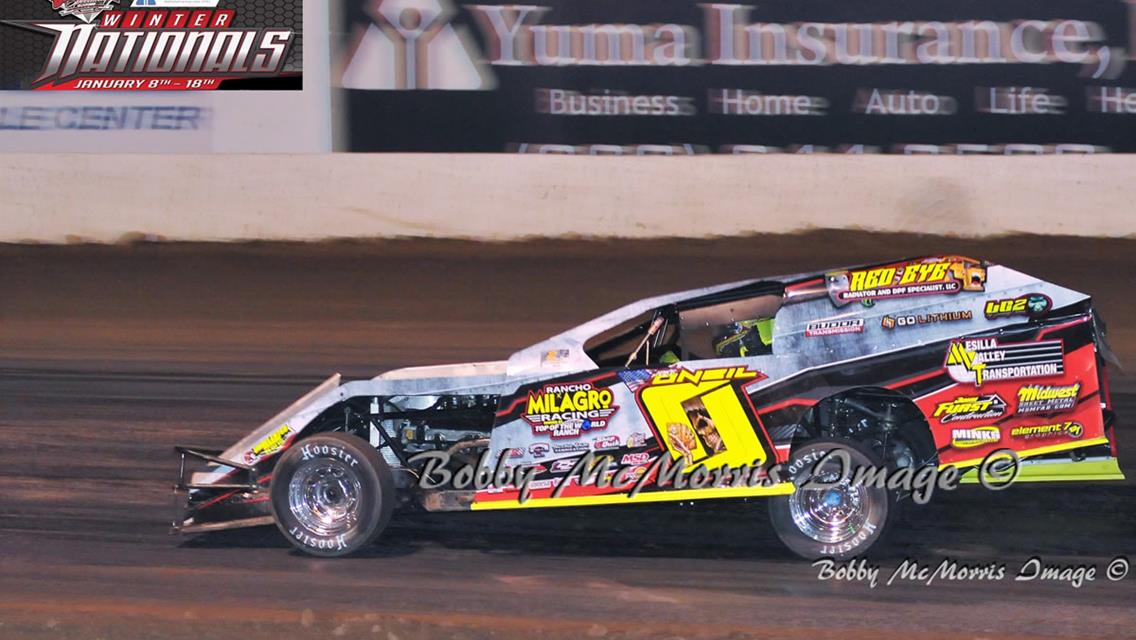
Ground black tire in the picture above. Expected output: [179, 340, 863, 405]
[270, 433, 394, 557]
[769, 438, 894, 560]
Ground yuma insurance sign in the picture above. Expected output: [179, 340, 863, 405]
[335, 0, 1136, 153]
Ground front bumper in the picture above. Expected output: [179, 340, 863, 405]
[171, 445, 273, 534]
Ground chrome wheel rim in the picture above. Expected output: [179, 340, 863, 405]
[788, 465, 869, 544]
[288, 459, 362, 536]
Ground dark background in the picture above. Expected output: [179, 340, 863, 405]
[335, 0, 1136, 152]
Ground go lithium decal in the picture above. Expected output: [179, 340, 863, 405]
[1016, 383, 1081, 415]
[944, 338, 1064, 387]
[6, 0, 296, 90]
[950, 426, 1001, 448]
[933, 394, 1008, 424]
[826, 259, 986, 307]
[522, 382, 618, 438]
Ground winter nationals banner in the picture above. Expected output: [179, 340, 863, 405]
[0, 0, 302, 90]
[334, 0, 1136, 153]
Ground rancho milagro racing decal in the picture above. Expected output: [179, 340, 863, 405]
[522, 381, 618, 438]
[944, 338, 1064, 387]
[1, 0, 299, 90]
[826, 257, 986, 307]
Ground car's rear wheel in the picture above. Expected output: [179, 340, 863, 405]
[769, 438, 893, 560]
[270, 432, 394, 557]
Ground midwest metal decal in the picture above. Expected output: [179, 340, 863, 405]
[944, 338, 1064, 387]
[4, 0, 297, 90]
[826, 259, 986, 307]
[1017, 383, 1081, 415]
[522, 382, 618, 438]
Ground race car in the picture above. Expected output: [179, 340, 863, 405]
[173, 256, 1124, 559]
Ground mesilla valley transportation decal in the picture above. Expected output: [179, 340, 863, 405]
[945, 339, 1065, 387]
[1, 0, 300, 90]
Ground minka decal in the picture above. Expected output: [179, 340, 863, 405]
[944, 338, 1064, 387]
[950, 426, 1001, 449]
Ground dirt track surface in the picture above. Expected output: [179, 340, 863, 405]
[2, 233, 1135, 640]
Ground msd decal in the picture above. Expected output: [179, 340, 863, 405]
[3, 0, 299, 90]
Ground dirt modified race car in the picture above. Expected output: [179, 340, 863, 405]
[174, 256, 1124, 559]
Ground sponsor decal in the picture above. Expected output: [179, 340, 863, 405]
[508, 447, 524, 459]
[244, 424, 292, 463]
[827, 259, 986, 307]
[592, 435, 621, 451]
[649, 366, 759, 386]
[621, 452, 652, 466]
[549, 458, 578, 473]
[881, 310, 973, 329]
[1010, 421, 1084, 440]
[627, 432, 648, 448]
[1017, 383, 1081, 415]
[552, 442, 589, 454]
[984, 294, 1052, 319]
[522, 381, 618, 438]
[951, 426, 1001, 448]
[806, 318, 865, 337]
[945, 338, 1064, 387]
[540, 349, 570, 365]
[933, 394, 1008, 423]
[528, 442, 549, 458]
[6, 0, 298, 90]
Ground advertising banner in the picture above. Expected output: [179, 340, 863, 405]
[334, 0, 1136, 153]
[0, 0, 329, 152]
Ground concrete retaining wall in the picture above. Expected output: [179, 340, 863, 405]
[2, 154, 1132, 242]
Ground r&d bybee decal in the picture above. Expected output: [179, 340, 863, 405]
[826, 257, 986, 307]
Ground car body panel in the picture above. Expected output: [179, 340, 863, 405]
[176, 256, 1122, 530]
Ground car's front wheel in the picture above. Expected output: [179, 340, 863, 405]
[768, 438, 893, 560]
[270, 432, 394, 557]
